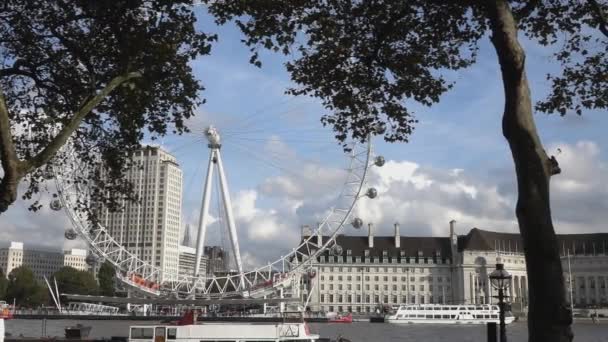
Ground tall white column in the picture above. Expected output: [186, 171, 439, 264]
[216, 151, 244, 278]
[194, 150, 216, 277]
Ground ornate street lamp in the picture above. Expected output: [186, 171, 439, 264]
[490, 262, 512, 342]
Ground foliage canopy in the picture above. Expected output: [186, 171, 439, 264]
[0, 0, 216, 213]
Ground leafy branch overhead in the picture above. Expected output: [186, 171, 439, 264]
[0, 0, 216, 213]
[208, 0, 607, 142]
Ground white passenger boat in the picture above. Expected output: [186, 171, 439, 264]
[386, 304, 515, 325]
[129, 322, 321, 342]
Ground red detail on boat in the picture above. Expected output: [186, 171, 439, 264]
[328, 313, 352, 323]
[177, 310, 195, 325]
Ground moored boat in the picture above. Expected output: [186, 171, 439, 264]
[129, 321, 321, 342]
[386, 304, 515, 325]
[328, 313, 352, 323]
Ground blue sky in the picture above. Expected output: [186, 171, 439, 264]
[2, 8, 607, 268]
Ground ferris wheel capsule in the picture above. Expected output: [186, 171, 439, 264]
[331, 244, 343, 256]
[43, 167, 55, 180]
[366, 188, 378, 199]
[50, 199, 62, 211]
[85, 254, 98, 266]
[351, 217, 364, 229]
[374, 123, 386, 135]
[374, 156, 385, 167]
[64, 229, 77, 240]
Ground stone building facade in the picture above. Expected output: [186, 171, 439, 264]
[300, 221, 608, 313]
[0, 242, 89, 281]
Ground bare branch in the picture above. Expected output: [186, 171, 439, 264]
[24, 71, 142, 172]
[589, 0, 608, 38]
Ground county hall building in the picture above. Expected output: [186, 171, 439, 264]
[299, 221, 608, 313]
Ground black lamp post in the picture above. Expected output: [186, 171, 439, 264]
[489, 263, 512, 342]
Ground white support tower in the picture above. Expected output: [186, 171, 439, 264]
[194, 126, 244, 282]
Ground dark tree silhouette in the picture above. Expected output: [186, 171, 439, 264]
[53, 266, 98, 295]
[0, 0, 216, 214]
[208, 1, 607, 341]
[98, 261, 116, 297]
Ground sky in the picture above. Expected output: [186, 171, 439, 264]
[1, 8, 608, 270]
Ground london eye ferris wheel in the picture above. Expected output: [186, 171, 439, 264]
[50, 95, 386, 299]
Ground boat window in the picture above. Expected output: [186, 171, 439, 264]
[425, 315, 433, 318]
[450, 315, 456, 319]
[450, 306, 458, 310]
[167, 328, 177, 340]
[467, 307, 475, 310]
[433, 315, 441, 319]
[155, 327, 165, 339]
[417, 314, 425, 318]
[442, 315, 450, 319]
[131, 328, 154, 339]
[491, 315, 498, 319]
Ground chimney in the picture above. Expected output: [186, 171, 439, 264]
[368, 223, 374, 248]
[302, 224, 313, 238]
[449, 220, 457, 265]
[449, 220, 456, 238]
[394, 222, 401, 248]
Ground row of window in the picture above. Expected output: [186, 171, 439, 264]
[321, 283, 450, 292]
[321, 266, 448, 273]
[320, 294, 448, 304]
[321, 275, 449, 283]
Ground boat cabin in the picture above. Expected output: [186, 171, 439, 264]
[129, 322, 320, 342]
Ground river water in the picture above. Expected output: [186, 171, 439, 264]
[5, 319, 608, 342]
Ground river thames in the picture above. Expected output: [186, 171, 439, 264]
[5, 319, 608, 341]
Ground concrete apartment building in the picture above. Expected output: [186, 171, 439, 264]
[180, 225, 229, 276]
[103, 146, 183, 282]
[0, 242, 89, 281]
[178, 245, 208, 277]
[300, 221, 608, 313]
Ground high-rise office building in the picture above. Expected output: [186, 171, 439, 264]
[103, 146, 183, 282]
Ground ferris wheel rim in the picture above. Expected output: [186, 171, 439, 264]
[54, 132, 377, 298]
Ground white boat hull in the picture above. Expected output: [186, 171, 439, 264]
[386, 317, 516, 325]
[386, 304, 516, 325]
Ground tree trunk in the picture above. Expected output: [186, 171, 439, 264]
[0, 163, 21, 214]
[486, 1, 573, 341]
[0, 92, 22, 214]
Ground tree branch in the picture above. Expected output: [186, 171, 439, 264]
[514, 0, 540, 21]
[589, 0, 608, 38]
[0, 89, 23, 213]
[0, 90, 21, 174]
[24, 71, 142, 172]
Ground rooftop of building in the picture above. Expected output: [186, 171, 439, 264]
[458, 228, 608, 256]
[0, 241, 88, 255]
[301, 225, 608, 260]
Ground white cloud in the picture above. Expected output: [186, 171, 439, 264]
[3, 140, 607, 271]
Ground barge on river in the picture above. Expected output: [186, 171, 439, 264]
[386, 304, 515, 325]
[129, 322, 321, 342]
